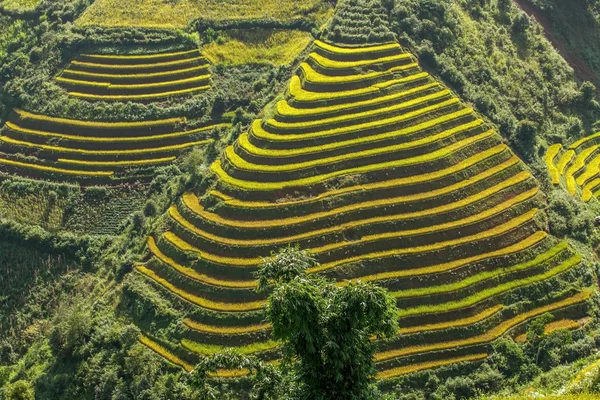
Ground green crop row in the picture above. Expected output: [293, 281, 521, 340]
[186, 156, 521, 229]
[288, 71, 429, 103]
[62, 65, 209, 81]
[251, 98, 461, 142]
[308, 51, 411, 70]
[181, 338, 279, 356]
[218, 130, 496, 188]
[545, 144, 562, 185]
[135, 265, 265, 312]
[166, 193, 538, 269]
[376, 288, 590, 362]
[314, 39, 401, 55]
[395, 254, 582, 320]
[277, 82, 439, 119]
[6, 120, 226, 142]
[147, 236, 256, 288]
[57, 74, 210, 90]
[14, 108, 185, 129]
[0, 135, 212, 155]
[353, 231, 548, 284]
[139, 335, 194, 372]
[81, 49, 199, 61]
[376, 353, 488, 380]
[309, 208, 538, 273]
[183, 318, 270, 334]
[71, 56, 206, 70]
[0, 155, 113, 176]
[243, 113, 479, 159]
[266, 89, 451, 131]
[58, 156, 175, 167]
[68, 85, 211, 101]
[208, 148, 515, 209]
[171, 172, 532, 248]
[392, 242, 568, 299]
[300, 60, 418, 86]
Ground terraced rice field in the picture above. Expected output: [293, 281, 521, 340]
[0, 109, 228, 183]
[544, 134, 600, 202]
[136, 39, 591, 380]
[56, 49, 211, 102]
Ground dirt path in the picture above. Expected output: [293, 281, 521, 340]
[513, 0, 598, 85]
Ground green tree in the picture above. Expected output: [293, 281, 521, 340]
[256, 247, 399, 400]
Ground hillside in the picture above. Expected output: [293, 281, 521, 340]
[2, 0, 600, 399]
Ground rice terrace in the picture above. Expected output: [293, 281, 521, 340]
[3, 0, 600, 399]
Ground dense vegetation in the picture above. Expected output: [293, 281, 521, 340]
[3, 0, 600, 399]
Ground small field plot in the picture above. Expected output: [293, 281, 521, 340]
[202, 30, 313, 66]
[76, 0, 328, 29]
[0, 0, 41, 11]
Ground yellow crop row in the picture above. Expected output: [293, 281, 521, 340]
[167, 198, 538, 270]
[583, 178, 600, 202]
[209, 148, 515, 209]
[172, 173, 533, 248]
[58, 156, 175, 167]
[399, 305, 504, 335]
[71, 56, 206, 70]
[251, 98, 461, 142]
[183, 318, 270, 334]
[6, 120, 226, 143]
[300, 61, 418, 86]
[62, 65, 209, 80]
[57, 74, 210, 90]
[565, 146, 598, 195]
[375, 289, 591, 362]
[243, 113, 478, 159]
[0, 156, 114, 176]
[216, 130, 496, 190]
[277, 82, 439, 118]
[188, 154, 519, 228]
[288, 71, 429, 103]
[308, 51, 411, 70]
[395, 254, 582, 320]
[514, 319, 580, 342]
[309, 208, 538, 273]
[350, 232, 547, 283]
[392, 242, 568, 299]
[313, 40, 401, 55]
[576, 153, 600, 186]
[545, 144, 562, 185]
[147, 236, 256, 288]
[181, 306, 502, 361]
[181, 338, 279, 356]
[139, 335, 194, 372]
[376, 353, 488, 380]
[0, 136, 212, 155]
[556, 149, 575, 176]
[82, 49, 199, 61]
[569, 358, 600, 388]
[14, 109, 185, 129]
[69, 85, 211, 101]
[266, 90, 451, 131]
[135, 265, 265, 311]
[569, 131, 600, 150]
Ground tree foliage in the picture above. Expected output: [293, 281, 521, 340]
[257, 247, 399, 400]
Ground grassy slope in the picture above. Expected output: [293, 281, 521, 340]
[202, 29, 314, 66]
[521, 0, 600, 87]
[76, 0, 327, 28]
